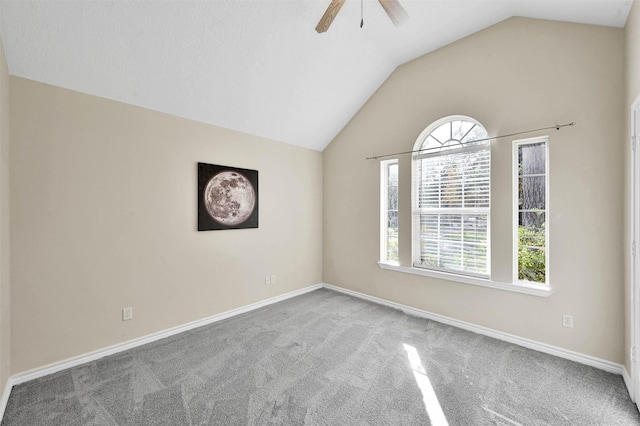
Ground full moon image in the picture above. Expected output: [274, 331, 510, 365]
[204, 171, 256, 226]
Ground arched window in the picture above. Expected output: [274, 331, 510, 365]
[412, 116, 490, 277]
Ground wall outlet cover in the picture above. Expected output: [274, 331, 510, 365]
[562, 314, 573, 328]
[122, 307, 133, 321]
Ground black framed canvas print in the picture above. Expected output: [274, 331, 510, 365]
[198, 163, 259, 231]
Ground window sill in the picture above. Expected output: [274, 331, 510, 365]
[377, 262, 553, 298]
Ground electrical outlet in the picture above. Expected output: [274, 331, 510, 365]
[271, 275, 277, 284]
[562, 314, 573, 328]
[265, 275, 271, 285]
[122, 307, 133, 321]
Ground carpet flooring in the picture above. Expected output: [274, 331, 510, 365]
[2, 288, 639, 425]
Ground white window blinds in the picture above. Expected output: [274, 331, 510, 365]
[412, 119, 490, 277]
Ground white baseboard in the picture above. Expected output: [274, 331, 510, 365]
[0, 281, 631, 421]
[0, 283, 323, 420]
[0, 377, 12, 422]
[322, 283, 626, 376]
[623, 366, 633, 401]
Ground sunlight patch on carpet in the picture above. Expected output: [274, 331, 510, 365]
[403, 343, 449, 426]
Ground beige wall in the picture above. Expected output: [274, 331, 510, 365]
[10, 77, 323, 374]
[0, 34, 10, 395]
[324, 18, 626, 363]
[625, 0, 640, 374]
[4, 12, 633, 379]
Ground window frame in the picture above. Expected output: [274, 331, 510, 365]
[377, 118, 553, 298]
[512, 136, 549, 286]
[381, 158, 399, 265]
[411, 115, 491, 279]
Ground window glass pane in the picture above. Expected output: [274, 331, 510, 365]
[462, 151, 490, 207]
[388, 163, 398, 185]
[461, 124, 489, 145]
[419, 239, 438, 267]
[440, 161, 463, 207]
[439, 214, 462, 241]
[461, 151, 490, 173]
[388, 185, 398, 211]
[462, 243, 487, 273]
[421, 135, 441, 151]
[418, 159, 440, 208]
[388, 211, 398, 230]
[421, 187, 439, 207]
[515, 139, 547, 284]
[518, 212, 545, 239]
[387, 235, 398, 262]
[518, 247, 545, 283]
[431, 122, 451, 144]
[464, 183, 490, 207]
[381, 159, 398, 264]
[420, 214, 438, 239]
[439, 241, 462, 270]
[419, 148, 490, 209]
[419, 185, 440, 208]
[518, 176, 545, 210]
[463, 215, 487, 242]
[418, 214, 488, 275]
[452, 121, 474, 142]
[518, 142, 546, 175]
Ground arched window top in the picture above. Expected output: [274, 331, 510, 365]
[411, 115, 491, 277]
[414, 116, 489, 156]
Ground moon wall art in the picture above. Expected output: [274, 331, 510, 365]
[198, 163, 258, 231]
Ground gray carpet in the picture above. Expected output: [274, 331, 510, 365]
[2, 288, 639, 425]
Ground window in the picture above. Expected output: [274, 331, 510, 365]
[381, 159, 399, 263]
[514, 137, 548, 285]
[412, 116, 490, 277]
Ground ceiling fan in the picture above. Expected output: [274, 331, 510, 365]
[315, 0, 408, 33]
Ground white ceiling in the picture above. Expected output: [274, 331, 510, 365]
[0, 0, 632, 151]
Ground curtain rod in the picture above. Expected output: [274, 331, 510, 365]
[365, 122, 576, 160]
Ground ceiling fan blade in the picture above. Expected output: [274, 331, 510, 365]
[315, 0, 347, 33]
[378, 0, 408, 26]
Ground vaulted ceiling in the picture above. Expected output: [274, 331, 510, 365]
[0, 0, 632, 151]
